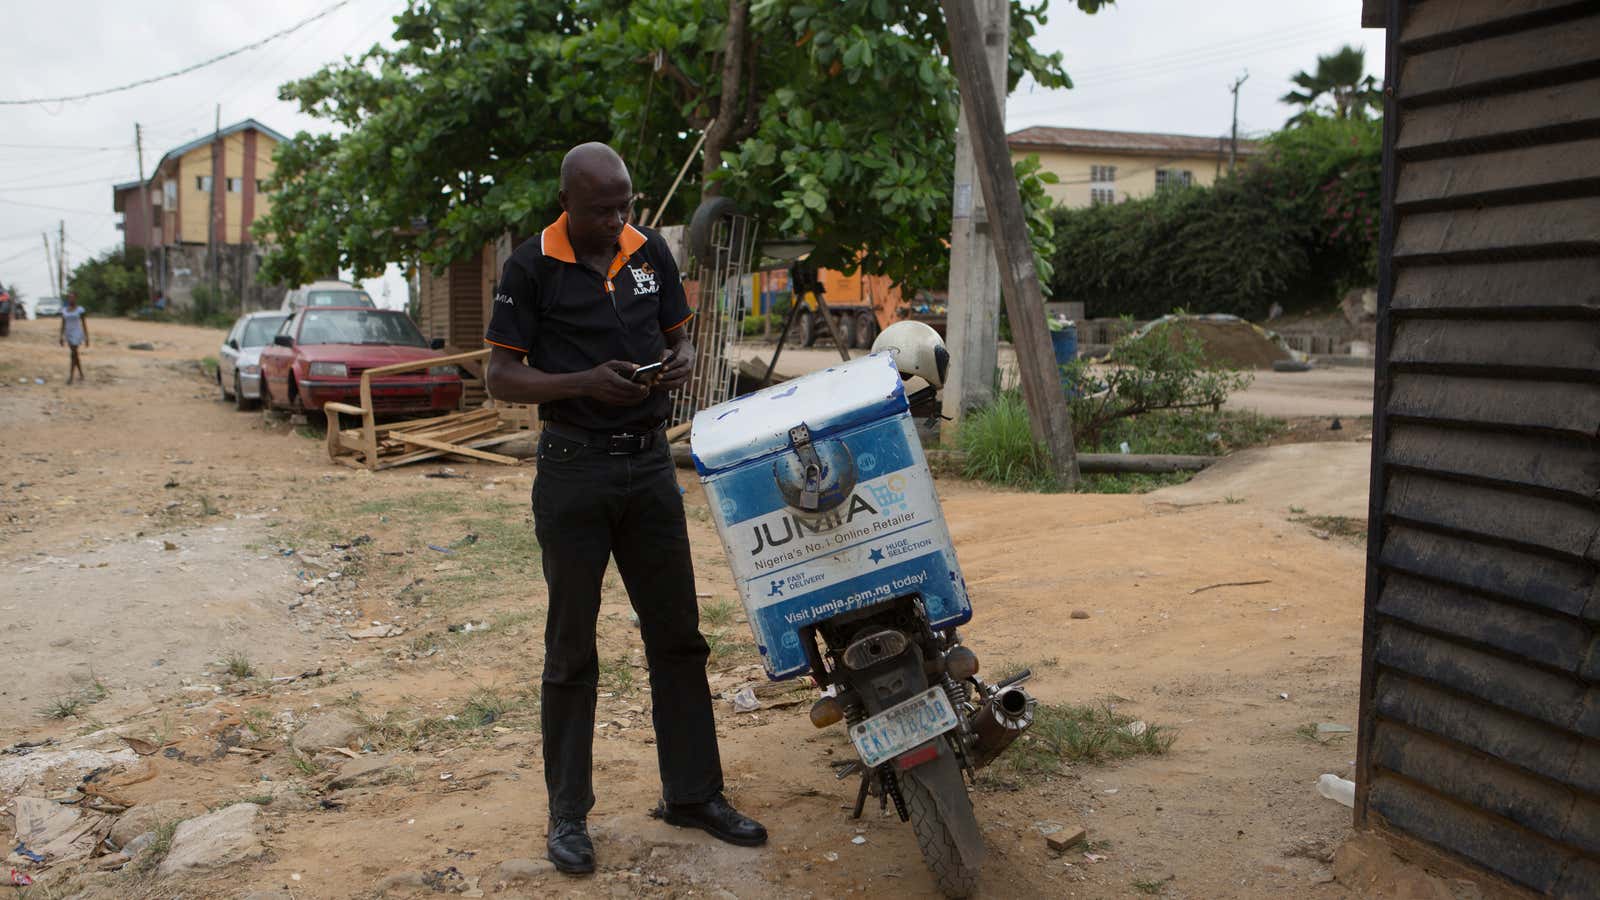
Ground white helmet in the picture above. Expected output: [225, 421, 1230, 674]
[872, 320, 949, 389]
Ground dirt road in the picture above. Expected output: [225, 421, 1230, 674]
[2, 318, 1385, 899]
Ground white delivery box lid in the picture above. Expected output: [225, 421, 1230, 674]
[691, 353, 972, 679]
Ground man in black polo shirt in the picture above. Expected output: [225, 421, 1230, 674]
[485, 142, 766, 875]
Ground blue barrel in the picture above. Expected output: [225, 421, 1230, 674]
[1050, 324, 1078, 366]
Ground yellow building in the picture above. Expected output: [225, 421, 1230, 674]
[113, 118, 285, 250]
[1007, 126, 1262, 208]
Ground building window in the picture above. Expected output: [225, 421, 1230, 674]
[255, 179, 268, 193]
[1155, 169, 1193, 190]
[1090, 188, 1116, 206]
[1090, 164, 1117, 183]
[163, 180, 177, 207]
[226, 177, 244, 193]
[196, 175, 213, 192]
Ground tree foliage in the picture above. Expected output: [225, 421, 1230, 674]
[1046, 114, 1381, 320]
[256, 0, 1109, 291]
[68, 247, 149, 316]
[1280, 44, 1380, 125]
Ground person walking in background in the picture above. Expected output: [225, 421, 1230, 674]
[59, 292, 88, 384]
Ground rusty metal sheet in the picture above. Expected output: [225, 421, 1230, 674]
[1400, 17, 1600, 100]
[1394, 198, 1600, 259]
[1374, 673, 1600, 795]
[1378, 573, 1594, 674]
[1388, 373, 1600, 436]
[1390, 318, 1600, 374]
[1392, 258, 1600, 312]
[1375, 623, 1600, 737]
[1372, 722, 1600, 853]
[1396, 138, 1600, 207]
[1385, 422, 1600, 498]
[1380, 525, 1596, 621]
[1385, 471, 1600, 560]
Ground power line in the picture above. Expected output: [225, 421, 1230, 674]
[0, 0, 354, 106]
[0, 197, 121, 217]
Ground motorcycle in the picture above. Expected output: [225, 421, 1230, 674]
[690, 322, 1035, 897]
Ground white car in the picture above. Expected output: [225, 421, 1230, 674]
[280, 280, 376, 313]
[218, 310, 290, 410]
[33, 297, 62, 317]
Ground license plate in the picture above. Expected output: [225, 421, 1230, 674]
[849, 686, 958, 768]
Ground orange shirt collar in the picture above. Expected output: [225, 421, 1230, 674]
[541, 212, 647, 272]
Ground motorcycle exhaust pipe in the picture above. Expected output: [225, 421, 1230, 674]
[967, 684, 1035, 770]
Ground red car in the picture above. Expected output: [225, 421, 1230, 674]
[258, 306, 463, 416]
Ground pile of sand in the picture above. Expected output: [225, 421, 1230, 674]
[1126, 314, 1294, 370]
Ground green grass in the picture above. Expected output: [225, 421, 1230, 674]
[290, 754, 323, 776]
[1132, 876, 1174, 895]
[199, 356, 218, 378]
[220, 651, 255, 679]
[988, 700, 1175, 783]
[700, 597, 738, 628]
[991, 656, 1058, 684]
[599, 655, 636, 693]
[137, 819, 182, 872]
[958, 392, 1062, 491]
[42, 695, 85, 719]
[1292, 514, 1368, 542]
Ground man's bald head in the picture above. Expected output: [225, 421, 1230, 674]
[560, 142, 630, 193]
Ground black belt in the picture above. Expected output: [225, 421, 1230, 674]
[543, 420, 663, 455]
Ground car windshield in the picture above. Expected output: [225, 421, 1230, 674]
[240, 315, 288, 347]
[303, 290, 373, 308]
[297, 309, 426, 347]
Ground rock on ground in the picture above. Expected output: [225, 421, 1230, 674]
[496, 857, 556, 883]
[109, 799, 184, 848]
[291, 711, 365, 751]
[155, 802, 265, 877]
[328, 753, 402, 789]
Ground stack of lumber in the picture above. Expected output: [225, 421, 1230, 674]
[329, 407, 530, 470]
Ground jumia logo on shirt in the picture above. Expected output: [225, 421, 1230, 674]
[628, 263, 659, 296]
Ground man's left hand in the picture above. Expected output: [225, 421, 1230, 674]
[657, 341, 695, 392]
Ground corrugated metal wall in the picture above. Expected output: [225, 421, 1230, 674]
[1357, 1, 1600, 896]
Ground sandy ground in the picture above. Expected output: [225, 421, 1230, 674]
[0, 318, 1469, 900]
[737, 345, 1374, 420]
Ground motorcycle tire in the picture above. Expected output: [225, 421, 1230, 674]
[900, 755, 981, 898]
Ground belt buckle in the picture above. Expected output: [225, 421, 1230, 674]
[607, 432, 642, 455]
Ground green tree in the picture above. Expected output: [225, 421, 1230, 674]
[1280, 45, 1381, 125]
[67, 247, 148, 316]
[256, 0, 1109, 291]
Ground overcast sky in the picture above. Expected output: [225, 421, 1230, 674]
[0, 0, 1380, 309]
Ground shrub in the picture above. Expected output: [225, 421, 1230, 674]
[68, 247, 150, 316]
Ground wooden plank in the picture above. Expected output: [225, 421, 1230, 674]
[1397, 77, 1600, 156]
[1375, 672, 1600, 796]
[1393, 198, 1600, 259]
[1401, 0, 1593, 47]
[1396, 138, 1600, 207]
[940, 0, 1079, 487]
[1385, 471, 1600, 560]
[1400, 17, 1600, 101]
[1374, 622, 1599, 737]
[395, 433, 520, 465]
[1385, 422, 1600, 498]
[1380, 524, 1597, 621]
[1372, 721, 1600, 854]
[1388, 372, 1600, 435]
[1378, 573, 1594, 674]
[1390, 318, 1600, 374]
[364, 348, 489, 380]
[1367, 772, 1586, 895]
[1391, 258, 1600, 313]
[372, 430, 526, 471]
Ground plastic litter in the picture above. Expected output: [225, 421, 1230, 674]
[730, 687, 760, 713]
[851, 835, 867, 845]
[11, 842, 43, 864]
[1316, 774, 1355, 808]
[427, 544, 454, 554]
[8, 869, 34, 886]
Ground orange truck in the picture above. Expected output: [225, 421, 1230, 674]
[757, 265, 946, 349]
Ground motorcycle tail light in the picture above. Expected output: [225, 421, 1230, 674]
[809, 696, 844, 728]
[946, 646, 979, 679]
[893, 743, 940, 771]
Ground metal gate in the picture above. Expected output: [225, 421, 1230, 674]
[670, 211, 756, 427]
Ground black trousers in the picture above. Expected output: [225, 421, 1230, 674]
[532, 428, 723, 819]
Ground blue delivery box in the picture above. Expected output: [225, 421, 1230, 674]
[690, 352, 972, 680]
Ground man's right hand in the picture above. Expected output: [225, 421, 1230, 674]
[586, 361, 651, 406]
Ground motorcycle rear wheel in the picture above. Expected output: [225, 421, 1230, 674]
[900, 757, 981, 898]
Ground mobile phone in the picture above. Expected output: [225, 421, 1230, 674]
[631, 361, 665, 384]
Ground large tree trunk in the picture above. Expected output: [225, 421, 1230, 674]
[700, 0, 750, 197]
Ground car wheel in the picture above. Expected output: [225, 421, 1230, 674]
[234, 374, 253, 411]
[799, 310, 817, 347]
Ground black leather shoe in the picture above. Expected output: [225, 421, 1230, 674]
[654, 794, 768, 847]
[546, 817, 595, 875]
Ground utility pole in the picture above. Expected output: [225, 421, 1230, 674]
[939, 0, 1080, 487]
[941, 0, 1009, 436]
[57, 220, 66, 298]
[135, 123, 154, 301]
[1229, 71, 1249, 173]
[42, 232, 57, 297]
[209, 104, 221, 306]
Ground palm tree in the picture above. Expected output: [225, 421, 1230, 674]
[1281, 45, 1381, 125]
